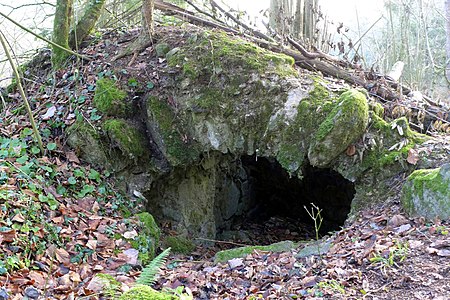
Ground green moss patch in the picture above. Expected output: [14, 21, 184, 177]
[103, 119, 145, 161]
[164, 235, 195, 254]
[93, 78, 128, 116]
[119, 285, 177, 300]
[401, 164, 450, 220]
[214, 240, 298, 263]
[167, 31, 296, 81]
[361, 115, 426, 171]
[276, 79, 337, 174]
[308, 89, 369, 167]
[147, 96, 200, 166]
[130, 212, 161, 264]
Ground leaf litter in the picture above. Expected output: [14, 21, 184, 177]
[0, 26, 449, 300]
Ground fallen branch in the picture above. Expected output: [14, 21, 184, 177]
[209, 0, 274, 42]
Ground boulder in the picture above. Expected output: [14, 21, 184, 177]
[401, 164, 450, 220]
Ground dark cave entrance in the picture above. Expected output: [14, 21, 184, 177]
[217, 155, 355, 245]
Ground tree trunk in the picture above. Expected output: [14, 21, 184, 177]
[52, 0, 73, 68]
[142, 0, 154, 38]
[112, 0, 154, 61]
[446, 0, 450, 83]
[69, 0, 107, 49]
[292, 0, 304, 40]
[302, 0, 317, 43]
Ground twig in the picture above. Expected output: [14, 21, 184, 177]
[209, 0, 274, 42]
[185, 0, 221, 23]
[0, 11, 89, 61]
[195, 237, 250, 247]
[0, 30, 44, 154]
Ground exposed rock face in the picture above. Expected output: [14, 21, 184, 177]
[401, 164, 450, 220]
[66, 28, 425, 239]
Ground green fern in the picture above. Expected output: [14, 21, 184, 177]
[136, 247, 171, 286]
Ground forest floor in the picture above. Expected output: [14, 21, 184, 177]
[1, 26, 450, 299]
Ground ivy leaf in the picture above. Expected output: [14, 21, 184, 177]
[47, 143, 57, 151]
[68, 177, 77, 185]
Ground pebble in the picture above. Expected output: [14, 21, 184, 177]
[24, 287, 40, 299]
[0, 288, 8, 300]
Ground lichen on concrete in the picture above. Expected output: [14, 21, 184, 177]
[401, 163, 450, 220]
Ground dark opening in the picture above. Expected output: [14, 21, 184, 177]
[218, 155, 355, 245]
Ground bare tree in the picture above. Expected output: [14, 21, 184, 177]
[269, 0, 319, 45]
[52, 0, 73, 68]
[446, 0, 450, 83]
[69, 0, 107, 49]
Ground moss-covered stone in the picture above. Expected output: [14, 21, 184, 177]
[369, 101, 384, 118]
[214, 240, 298, 263]
[66, 120, 110, 168]
[401, 164, 450, 220]
[164, 235, 195, 254]
[361, 115, 426, 171]
[147, 96, 200, 166]
[119, 285, 177, 300]
[167, 31, 296, 81]
[308, 89, 369, 167]
[155, 43, 171, 57]
[276, 79, 337, 175]
[103, 119, 146, 161]
[93, 78, 128, 116]
[132, 212, 161, 264]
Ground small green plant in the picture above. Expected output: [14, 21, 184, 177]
[304, 203, 324, 257]
[435, 225, 449, 235]
[369, 240, 409, 269]
[317, 279, 345, 294]
[136, 247, 171, 285]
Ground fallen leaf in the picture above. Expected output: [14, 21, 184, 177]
[123, 248, 139, 265]
[86, 239, 97, 250]
[41, 106, 57, 120]
[55, 248, 71, 264]
[346, 144, 356, 156]
[12, 213, 26, 223]
[0, 229, 17, 242]
[395, 223, 411, 234]
[123, 230, 138, 239]
[437, 249, 450, 257]
[65, 151, 80, 164]
[387, 214, 408, 227]
[227, 258, 244, 269]
[406, 148, 419, 165]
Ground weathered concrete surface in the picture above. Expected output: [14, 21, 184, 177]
[66, 28, 427, 239]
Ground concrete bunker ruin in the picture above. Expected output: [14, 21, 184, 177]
[146, 153, 355, 245]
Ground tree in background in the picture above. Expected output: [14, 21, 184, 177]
[446, 0, 450, 84]
[69, 0, 107, 49]
[52, 0, 73, 68]
[52, 0, 107, 68]
[372, 0, 447, 100]
[269, 0, 320, 46]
